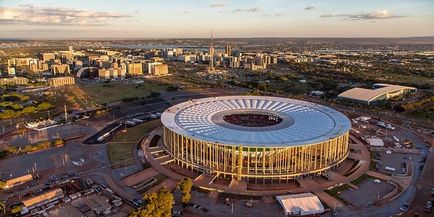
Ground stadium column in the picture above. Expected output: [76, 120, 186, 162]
[285, 148, 290, 174]
[254, 147, 257, 176]
[223, 147, 227, 178]
[237, 146, 243, 181]
[262, 149, 266, 175]
[290, 147, 294, 173]
[181, 136, 184, 168]
[247, 147, 250, 177]
[314, 144, 318, 171]
[333, 138, 338, 161]
[208, 142, 211, 168]
[216, 145, 219, 171]
[319, 142, 324, 168]
[231, 146, 236, 179]
[189, 138, 193, 170]
[270, 149, 274, 176]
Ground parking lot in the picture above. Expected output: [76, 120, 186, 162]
[340, 177, 396, 207]
[374, 152, 421, 176]
[174, 189, 285, 217]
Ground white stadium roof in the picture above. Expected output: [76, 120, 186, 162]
[161, 96, 351, 147]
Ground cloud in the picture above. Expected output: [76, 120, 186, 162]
[320, 10, 405, 20]
[210, 2, 225, 8]
[304, 6, 315, 11]
[0, 4, 131, 26]
[260, 13, 281, 17]
[232, 7, 260, 13]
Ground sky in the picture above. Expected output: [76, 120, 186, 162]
[0, 0, 433, 39]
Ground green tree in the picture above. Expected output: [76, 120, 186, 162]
[179, 178, 193, 204]
[0, 110, 18, 119]
[9, 103, 23, 111]
[4, 146, 18, 155]
[0, 101, 13, 107]
[0, 180, 6, 190]
[19, 95, 30, 101]
[257, 82, 267, 92]
[131, 187, 174, 217]
[37, 102, 52, 111]
[0, 199, 5, 215]
[21, 106, 37, 114]
[53, 138, 64, 146]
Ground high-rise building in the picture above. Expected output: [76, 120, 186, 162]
[68, 46, 73, 52]
[225, 45, 232, 56]
[0, 77, 28, 85]
[38, 62, 49, 71]
[39, 53, 56, 62]
[73, 60, 83, 70]
[7, 66, 16, 76]
[150, 64, 169, 76]
[120, 63, 127, 75]
[98, 69, 110, 79]
[29, 63, 38, 73]
[52, 64, 70, 74]
[48, 76, 75, 87]
[127, 63, 143, 75]
[98, 68, 124, 79]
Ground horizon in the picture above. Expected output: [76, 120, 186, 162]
[2, 36, 434, 41]
[1, 0, 434, 39]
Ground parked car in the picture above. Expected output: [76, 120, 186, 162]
[424, 201, 433, 213]
[399, 202, 409, 212]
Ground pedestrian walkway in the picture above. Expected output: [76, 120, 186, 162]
[142, 129, 183, 181]
[365, 171, 391, 181]
[122, 168, 158, 186]
[141, 128, 375, 197]
[313, 191, 345, 208]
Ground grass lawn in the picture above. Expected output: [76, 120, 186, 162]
[350, 174, 370, 186]
[107, 120, 162, 164]
[325, 184, 352, 205]
[409, 104, 434, 122]
[64, 81, 167, 106]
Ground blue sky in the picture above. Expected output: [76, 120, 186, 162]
[0, 0, 433, 38]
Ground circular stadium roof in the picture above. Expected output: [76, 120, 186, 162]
[161, 96, 351, 147]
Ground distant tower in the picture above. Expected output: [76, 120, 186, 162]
[208, 30, 215, 72]
[68, 46, 73, 52]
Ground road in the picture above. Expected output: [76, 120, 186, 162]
[328, 123, 430, 217]
[81, 171, 140, 201]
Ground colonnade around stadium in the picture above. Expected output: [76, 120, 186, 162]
[163, 126, 349, 182]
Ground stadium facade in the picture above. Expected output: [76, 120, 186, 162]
[161, 96, 351, 182]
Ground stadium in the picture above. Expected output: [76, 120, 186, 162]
[161, 96, 351, 182]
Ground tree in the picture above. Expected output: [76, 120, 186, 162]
[53, 138, 64, 146]
[179, 178, 193, 204]
[37, 102, 52, 111]
[21, 106, 37, 114]
[0, 110, 18, 119]
[131, 187, 174, 217]
[0, 199, 5, 215]
[0, 180, 6, 190]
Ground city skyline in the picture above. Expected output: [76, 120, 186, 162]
[0, 0, 434, 39]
